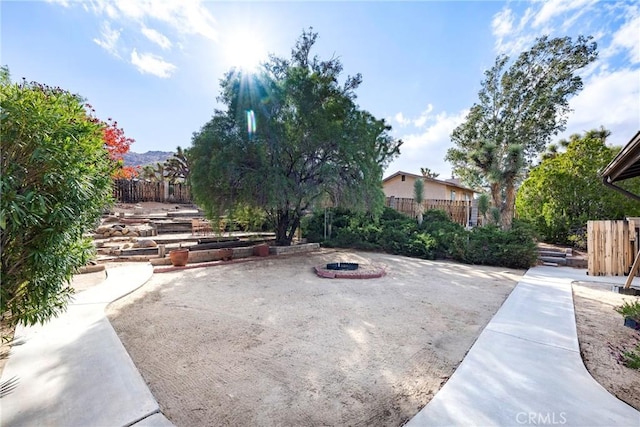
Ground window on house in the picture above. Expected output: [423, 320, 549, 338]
[401, 175, 406, 182]
[451, 190, 456, 201]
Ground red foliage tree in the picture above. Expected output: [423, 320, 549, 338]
[86, 104, 138, 179]
[103, 118, 138, 179]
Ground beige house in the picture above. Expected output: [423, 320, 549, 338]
[382, 171, 476, 201]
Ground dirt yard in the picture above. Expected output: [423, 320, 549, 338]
[573, 282, 640, 410]
[107, 250, 522, 426]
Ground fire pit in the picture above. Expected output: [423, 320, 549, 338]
[326, 262, 359, 271]
[315, 262, 386, 279]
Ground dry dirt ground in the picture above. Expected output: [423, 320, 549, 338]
[573, 282, 640, 410]
[107, 250, 522, 426]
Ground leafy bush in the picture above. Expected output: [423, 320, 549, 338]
[419, 210, 466, 258]
[302, 207, 537, 268]
[452, 221, 538, 269]
[516, 130, 640, 246]
[615, 300, 640, 321]
[1, 71, 113, 326]
[621, 345, 640, 370]
[303, 207, 450, 260]
[229, 204, 269, 232]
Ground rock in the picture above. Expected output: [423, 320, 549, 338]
[135, 239, 157, 248]
[112, 225, 124, 231]
[103, 216, 119, 223]
[122, 227, 130, 235]
[112, 230, 123, 236]
[128, 231, 139, 237]
[103, 232, 111, 238]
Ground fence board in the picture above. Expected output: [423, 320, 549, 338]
[113, 180, 191, 204]
[587, 220, 640, 276]
[385, 197, 472, 227]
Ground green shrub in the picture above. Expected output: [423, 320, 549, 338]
[419, 209, 465, 258]
[406, 233, 437, 259]
[452, 222, 537, 269]
[615, 300, 640, 320]
[302, 206, 536, 268]
[1, 72, 114, 326]
[301, 211, 325, 243]
[621, 345, 640, 370]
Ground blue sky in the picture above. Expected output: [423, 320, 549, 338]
[2, 0, 639, 178]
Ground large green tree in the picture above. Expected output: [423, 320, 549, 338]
[446, 35, 598, 228]
[1, 71, 113, 326]
[190, 30, 402, 245]
[516, 129, 640, 245]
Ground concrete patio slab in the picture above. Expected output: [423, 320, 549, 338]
[0, 263, 174, 427]
[406, 266, 640, 427]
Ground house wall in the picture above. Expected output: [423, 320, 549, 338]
[383, 174, 474, 201]
[382, 174, 415, 198]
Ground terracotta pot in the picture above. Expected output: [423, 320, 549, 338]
[169, 248, 189, 267]
[219, 248, 233, 261]
[253, 243, 269, 257]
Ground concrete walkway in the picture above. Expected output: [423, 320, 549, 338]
[407, 266, 640, 426]
[0, 263, 174, 427]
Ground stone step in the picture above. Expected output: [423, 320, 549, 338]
[539, 256, 568, 265]
[538, 250, 567, 258]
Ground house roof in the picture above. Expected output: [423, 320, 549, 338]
[601, 131, 640, 183]
[382, 171, 476, 193]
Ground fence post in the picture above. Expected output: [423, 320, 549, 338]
[469, 199, 478, 227]
[163, 182, 169, 202]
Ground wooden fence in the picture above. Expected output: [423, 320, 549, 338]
[113, 180, 192, 204]
[385, 197, 473, 227]
[587, 220, 640, 276]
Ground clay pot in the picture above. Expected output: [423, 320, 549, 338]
[169, 248, 189, 267]
[253, 243, 269, 257]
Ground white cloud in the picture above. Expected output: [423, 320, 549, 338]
[45, 0, 70, 7]
[102, 0, 218, 41]
[394, 112, 411, 127]
[491, 8, 514, 39]
[141, 26, 172, 50]
[532, 0, 596, 28]
[93, 21, 121, 57]
[560, 67, 640, 144]
[391, 105, 434, 129]
[50, 0, 218, 78]
[491, 6, 538, 56]
[385, 109, 468, 178]
[413, 104, 434, 128]
[130, 49, 177, 78]
[603, 10, 640, 64]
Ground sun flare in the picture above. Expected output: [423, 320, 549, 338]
[223, 30, 267, 71]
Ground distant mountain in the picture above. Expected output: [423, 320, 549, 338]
[123, 150, 174, 167]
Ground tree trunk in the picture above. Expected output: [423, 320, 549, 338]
[274, 209, 300, 246]
[416, 204, 424, 226]
[501, 180, 516, 230]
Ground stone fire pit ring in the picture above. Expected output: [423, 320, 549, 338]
[314, 262, 386, 279]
